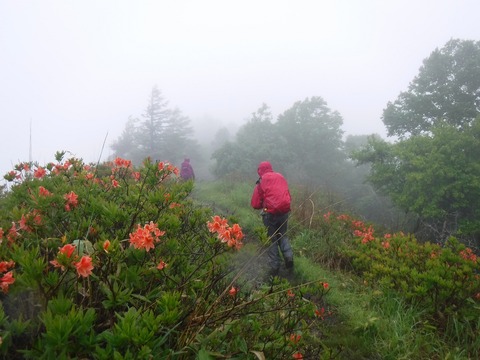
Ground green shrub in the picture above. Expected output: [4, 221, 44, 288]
[0, 154, 329, 359]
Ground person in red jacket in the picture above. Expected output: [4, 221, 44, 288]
[251, 161, 293, 276]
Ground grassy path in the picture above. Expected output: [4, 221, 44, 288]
[189, 180, 458, 359]
[190, 181, 385, 359]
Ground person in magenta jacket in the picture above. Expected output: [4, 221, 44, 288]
[180, 158, 195, 181]
[251, 161, 294, 275]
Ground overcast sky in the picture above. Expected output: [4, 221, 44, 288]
[1, 0, 479, 181]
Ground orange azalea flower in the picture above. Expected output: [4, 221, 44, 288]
[103, 240, 111, 253]
[322, 282, 329, 290]
[207, 215, 228, 233]
[34, 167, 46, 179]
[19, 214, 32, 232]
[0, 271, 15, 293]
[7, 222, 19, 244]
[63, 191, 78, 206]
[351, 220, 365, 229]
[73, 256, 94, 278]
[38, 186, 52, 197]
[32, 210, 42, 226]
[129, 222, 165, 252]
[353, 229, 363, 237]
[382, 241, 390, 249]
[112, 179, 120, 188]
[6, 170, 20, 181]
[59, 244, 76, 258]
[132, 171, 141, 181]
[171, 166, 179, 176]
[207, 216, 244, 250]
[0, 261, 15, 273]
[289, 333, 301, 344]
[336, 214, 350, 221]
[292, 352, 303, 359]
[229, 286, 238, 297]
[287, 289, 295, 298]
[22, 162, 31, 172]
[230, 223, 244, 241]
[114, 157, 132, 168]
[141, 232, 156, 251]
[145, 221, 166, 237]
[460, 248, 477, 262]
[157, 260, 167, 270]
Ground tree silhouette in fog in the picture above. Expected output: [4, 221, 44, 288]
[111, 86, 197, 166]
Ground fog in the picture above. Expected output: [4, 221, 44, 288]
[1, 0, 479, 182]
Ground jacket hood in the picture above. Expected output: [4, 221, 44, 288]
[257, 161, 273, 177]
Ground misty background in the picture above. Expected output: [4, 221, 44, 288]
[1, 0, 480, 182]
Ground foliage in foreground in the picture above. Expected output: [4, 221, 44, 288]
[0, 153, 330, 359]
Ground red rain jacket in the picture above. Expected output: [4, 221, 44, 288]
[251, 161, 291, 214]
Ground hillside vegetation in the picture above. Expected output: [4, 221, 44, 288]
[192, 179, 480, 360]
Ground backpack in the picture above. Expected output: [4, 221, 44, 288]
[180, 163, 193, 179]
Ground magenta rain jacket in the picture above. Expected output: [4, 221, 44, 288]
[251, 161, 291, 214]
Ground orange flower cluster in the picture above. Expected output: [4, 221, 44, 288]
[460, 248, 477, 263]
[50, 244, 94, 278]
[113, 157, 132, 168]
[207, 215, 244, 250]
[129, 221, 166, 252]
[353, 226, 375, 244]
[63, 191, 79, 212]
[157, 161, 179, 177]
[323, 211, 332, 221]
[109, 157, 133, 184]
[0, 260, 15, 293]
[323, 212, 377, 244]
[132, 171, 141, 181]
[289, 333, 301, 345]
[5, 222, 19, 244]
[51, 160, 72, 175]
[34, 167, 47, 179]
[352, 223, 375, 244]
[38, 186, 52, 197]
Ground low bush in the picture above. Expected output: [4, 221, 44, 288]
[0, 153, 331, 359]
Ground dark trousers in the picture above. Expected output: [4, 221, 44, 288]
[262, 212, 293, 271]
